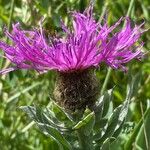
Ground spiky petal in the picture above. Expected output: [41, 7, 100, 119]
[0, 6, 144, 74]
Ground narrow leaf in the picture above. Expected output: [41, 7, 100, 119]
[73, 112, 95, 136]
[20, 106, 72, 149]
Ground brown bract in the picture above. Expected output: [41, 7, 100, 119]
[53, 69, 99, 112]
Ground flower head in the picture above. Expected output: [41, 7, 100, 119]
[0, 4, 146, 111]
[0, 5, 144, 74]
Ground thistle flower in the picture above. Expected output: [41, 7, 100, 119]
[0, 5, 144, 111]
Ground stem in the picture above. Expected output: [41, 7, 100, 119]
[126, 0, 134, 17]
[77, 129, 93, 150]
[100, 67, 112, 95]
[6, 0, 15, 42]
[123, 0, 134, 28]
[98, 0, 108, 23]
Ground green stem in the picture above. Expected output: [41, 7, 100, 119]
[100, 67, 112, 95]
[126, 0, 134, 17]
[123, 0, 134, 28]
[98, 0, 108, 23]
[77, 129, 93, 150]
[6, 0, 15, 42]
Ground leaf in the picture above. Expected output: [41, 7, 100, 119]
[100, 137, 116, 150]
[112, 120, 125, 138]
[126, 72, 141, 100]
[44, 108, 64, 126]
[37, 123, 71, 150]
[102, 89, 114, 117]
[95, 105, 122, 143]
[20, 106, 70, 132]
[52, 102, 74, 124]
[124, 108, 150, 150]
[20, 106, 72, 150]
[135, 107, 150, 149]
[95, 72, 139, 144]
[101, 138, 110, 150]
[73, 112, 95, 136]
[94, 89, 114, 127]
[94, 94, 130, 143]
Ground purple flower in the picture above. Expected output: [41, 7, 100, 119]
[0, 6, 144, 74]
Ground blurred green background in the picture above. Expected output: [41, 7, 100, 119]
[0, 0, 150, 149]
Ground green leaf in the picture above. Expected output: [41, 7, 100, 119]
[135, 107, 150, 149]
[37, 123, 72, 150]
[124, 108, 150, 150]
[73, 112, 95, 136]
[100, 138, 116, 150]
[112, 120, 125, 138]
[126, 72, 141, 100]
[95, 105, 122, 143]
[95, 93, 130, 143]
[94, 89, 113, 125]
[52, 102, 74, 124]
[101, 138, 111, 150]
[94, 85, 130, 142]
[20, 106, 72, 150]
[102, 89, 114, 117]
[20, 106, 71, 132]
